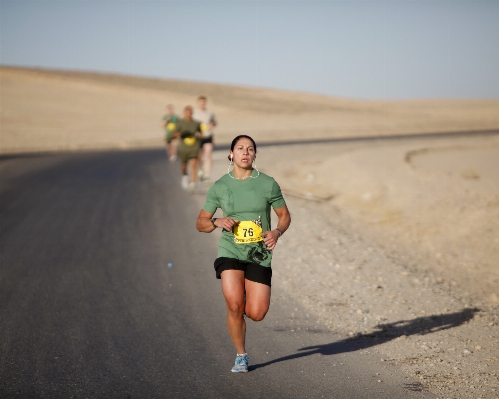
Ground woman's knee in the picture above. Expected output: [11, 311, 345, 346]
[245, 307, 268, 322]
[226, 300, 245, 318]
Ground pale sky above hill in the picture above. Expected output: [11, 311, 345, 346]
[1, 0, 498, 99]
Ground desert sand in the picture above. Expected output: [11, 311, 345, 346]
[1, 67, 499, 397]
[2, 66, 499, 153]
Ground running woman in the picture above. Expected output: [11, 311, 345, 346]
[196, 135, 291, 372]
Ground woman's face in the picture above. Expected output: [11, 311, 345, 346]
[231, 138, 256, 169]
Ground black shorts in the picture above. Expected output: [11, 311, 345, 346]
[214, 257, 272, 287]
[200, 135, 213, 146]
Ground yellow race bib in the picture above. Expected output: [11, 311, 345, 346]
[183, 136, 197, 146]
[200, 123, 208, 132]
[233, 221, 263, 244]
[167, 122, 176, 131]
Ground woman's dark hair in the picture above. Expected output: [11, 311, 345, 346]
[228, 135, 257, 160]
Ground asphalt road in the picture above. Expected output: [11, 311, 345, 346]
[0, 149, 434, 398]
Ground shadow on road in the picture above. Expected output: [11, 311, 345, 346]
[250, 308, 478, 371]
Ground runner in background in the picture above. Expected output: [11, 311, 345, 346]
[162, 104, 179, 163]
[193, 96, 217, 183]
[196, 135, 291, 372]
[173, 106, 202, 192]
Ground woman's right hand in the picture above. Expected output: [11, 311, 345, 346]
[196, 210, 239, 233]
[215, 217, 239, 231]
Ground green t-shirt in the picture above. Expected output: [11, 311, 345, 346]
[203, 170, 286, 267]
[163, 115, 179, 132]
[175, 119, 201, 142]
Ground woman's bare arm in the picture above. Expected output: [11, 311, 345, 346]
[262, 205, 291, 250]
[196, 209, 215, 232]
[196, 209, 239, 233]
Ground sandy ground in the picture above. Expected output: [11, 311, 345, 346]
[2, 67, 499, 398]
[267, 136, 499, 305]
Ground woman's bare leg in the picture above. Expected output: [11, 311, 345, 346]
[221, 270, 271, 354]
[221, 270, 246, 354]
[244, 279, 271, 321]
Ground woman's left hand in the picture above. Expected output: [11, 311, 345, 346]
[262, 230, 280, 250]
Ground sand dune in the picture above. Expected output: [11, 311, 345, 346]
[2, 66, 499, 154]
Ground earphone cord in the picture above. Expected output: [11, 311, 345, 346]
[227, 169, 260, 180]
[227, 160, 260, 180]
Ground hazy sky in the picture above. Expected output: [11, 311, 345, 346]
[1, 1, 498, 99]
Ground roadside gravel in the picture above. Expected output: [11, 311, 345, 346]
[274, 197, 498, 399]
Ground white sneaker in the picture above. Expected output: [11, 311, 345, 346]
[181, 175, 190, 189]
[187, 182, 196, 193]
[169, 156, 177, 163]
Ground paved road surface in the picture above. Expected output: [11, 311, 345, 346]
[0, 149, 433, 398]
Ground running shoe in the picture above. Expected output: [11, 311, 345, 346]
[187, 181, 196, 193]
[231, 354, 249, 373]
[181, 175, 189, 189]
[169, 156, 177, 163]
[203, 177, 212, 186]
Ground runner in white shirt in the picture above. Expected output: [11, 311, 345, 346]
[193, 96, 217, 183]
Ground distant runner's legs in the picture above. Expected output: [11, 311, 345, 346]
[189, 157, 198, 184]
[202, 142, 213, 180]
[180, 161, 189, 188]
[168, 138, 178, 161]
[197, 145, 205, 179]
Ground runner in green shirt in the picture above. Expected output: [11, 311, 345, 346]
[196, 135, 291, 373]
[173, 106, 202, 191]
